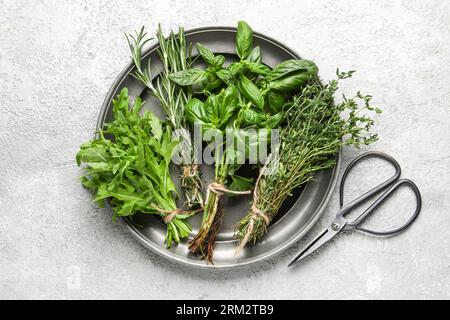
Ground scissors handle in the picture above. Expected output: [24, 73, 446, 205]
[352, 178, 422, 236]
[339, 151, 401, 215]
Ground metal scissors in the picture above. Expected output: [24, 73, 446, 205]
[288, 151, 422, 267]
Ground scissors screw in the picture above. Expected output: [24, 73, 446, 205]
[331, 223, 340, 231]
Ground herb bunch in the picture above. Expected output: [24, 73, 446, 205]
[76, 20, 381, 263]
[170, 21, 319, 261]
[236, 71, 381, 249]
[126, 25, 203, 208]
[77, 88, 192, 247]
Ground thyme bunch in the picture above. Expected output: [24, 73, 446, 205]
[236, 70, 381, 248]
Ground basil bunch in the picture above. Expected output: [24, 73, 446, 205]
[168, 21, 319, 261]
[170, 21, 319, 129]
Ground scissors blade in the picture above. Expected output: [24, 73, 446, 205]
[288, 220, 344, 267]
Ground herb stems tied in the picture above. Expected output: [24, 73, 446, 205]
[188, 170, 252, 262]
[126, 25, 204, 208]
[76, 88, 194, 248]
[236, 71, 381, 248]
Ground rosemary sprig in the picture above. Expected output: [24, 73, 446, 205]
[236, 70, 381, 248]
[126, 25, 203, 208]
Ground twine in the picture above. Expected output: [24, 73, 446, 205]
[207, 182, 252, 196]
[150, 204, 202, 223]
[204, 181, 252, 213]
[236, 155, 272, 254]
[181, 164, 199, 178]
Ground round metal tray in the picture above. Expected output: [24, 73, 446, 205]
[97, 27, 340, 269]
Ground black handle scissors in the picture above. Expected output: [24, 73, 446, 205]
[288, 151, 422, 267]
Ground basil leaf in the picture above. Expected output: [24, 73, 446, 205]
[267, 90, 286, 113]
[220, 85, 238, 125]
[246, 46, 261, 63]
[169, 68, 208, 86]
[245, 61, 271, 76]
[205, 94, 220, 124]
[266, 59, 318, 82]
[227, 62, 244, 76]
[196, 43, 216, 65]
[268, 72, 314, 92]
[239, 74, 264, 110]
[213, 55, 225, 67]
[222, 85, 238, 108]
[236, 20, 253, 59]
[265, 112, 284, 128]
[217, 69, 233, 86]
[242, 108, 266, 126]
[185, 98, 210, 124]
[203, 78, 223, 92]
[196, 43, 225, 69]
[229, 175, 253, 193]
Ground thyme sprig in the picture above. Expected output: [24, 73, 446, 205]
[236, 70, 381, 247]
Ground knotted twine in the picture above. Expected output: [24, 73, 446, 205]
[151, 180, 251, 224]
[150, 204, 202, 223]
[206, 181, 252, 198]
[181, 164, 199, 179]
[236, 155, 272, 254]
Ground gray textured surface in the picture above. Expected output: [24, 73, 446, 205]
[1, 0, 449, 300]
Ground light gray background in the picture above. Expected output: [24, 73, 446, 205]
[1, 0, 449, 299]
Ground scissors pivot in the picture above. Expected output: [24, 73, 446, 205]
[331, 222, 341, 231]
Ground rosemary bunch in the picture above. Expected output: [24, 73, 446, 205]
[126, 25, 203, 208]
[236, 70, 381, 249]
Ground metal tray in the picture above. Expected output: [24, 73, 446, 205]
[96, 27, 340, 269]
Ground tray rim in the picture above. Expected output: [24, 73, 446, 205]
[96, 26, 341, 269]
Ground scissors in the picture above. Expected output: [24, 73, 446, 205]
[288, 151, 422, 267]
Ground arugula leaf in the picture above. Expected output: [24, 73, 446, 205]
[76, 143, 110, 166]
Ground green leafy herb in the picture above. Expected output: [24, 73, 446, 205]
[236, 71, 380, 248]
[266, 59, 318, 81]
[236, 20, 253, 59]
[246, 46, 262, 63]
[77, 88, 192, 248]
[239, 74, 264, 110]
[126, 25, 204, 208]
[266, 59, 319, 92]
[267, 90, 286, 113]
[169, 68, 209, 86]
